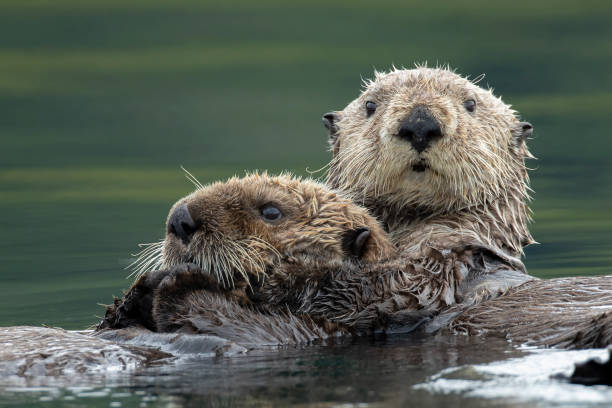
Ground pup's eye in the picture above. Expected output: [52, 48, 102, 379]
[365, 101, 377, 116]
[464, 99, 476, 113]
[260, 204, 282, 222]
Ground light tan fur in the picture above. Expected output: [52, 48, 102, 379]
[327, 67, 535, 261]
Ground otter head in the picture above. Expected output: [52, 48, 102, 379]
[131, 173, 396, 288]
[324, 67, 534, 216]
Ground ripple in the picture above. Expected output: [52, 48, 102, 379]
[416, 348, 612, 406]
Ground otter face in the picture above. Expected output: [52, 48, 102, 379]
[325, 67, 534, 214]
[131, 173, 396, 288]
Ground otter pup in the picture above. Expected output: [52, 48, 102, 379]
[97, 173, 402, 344]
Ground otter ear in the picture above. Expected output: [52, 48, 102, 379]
[322, 111, 341, 151]
[513, 121, 533, 144]
[342, 227, 371, 258]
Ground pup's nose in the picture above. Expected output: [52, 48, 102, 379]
[397, 107, 442, 153]
[167, 203, 198, 245]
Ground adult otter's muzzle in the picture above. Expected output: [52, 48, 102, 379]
[397, 106, 442, 153]
[167, 203, 199, 245]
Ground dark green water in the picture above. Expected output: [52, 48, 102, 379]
[1, 1, 611, 406]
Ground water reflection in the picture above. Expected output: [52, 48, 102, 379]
[3, 333, 610, 407]
[0, 334, 527, 407]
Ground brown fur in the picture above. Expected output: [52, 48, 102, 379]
[137, 172, 396, 287]
[150, 264, 348, 345]
[446, 276, 612, 349]
[96, 173, 397, 339]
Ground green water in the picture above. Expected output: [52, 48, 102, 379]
[0, 1, 611, 406]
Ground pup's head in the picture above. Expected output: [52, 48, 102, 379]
[131, 173, 396, 288]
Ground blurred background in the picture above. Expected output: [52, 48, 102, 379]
[0, 0, 611, 329]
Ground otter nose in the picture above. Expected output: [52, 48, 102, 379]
[397, 107, 442, 153]
[167, 203, 199, 245]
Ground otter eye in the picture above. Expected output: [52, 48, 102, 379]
[260, 204, 282, 222]
[365, 101, 377, 117]
[464, 99, 476, 113]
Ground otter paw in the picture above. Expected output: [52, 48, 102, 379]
[96, 275, 158, 331]
[156, 263, 219, 296]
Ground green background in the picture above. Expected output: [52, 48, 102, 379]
[1, 0, 611, 329]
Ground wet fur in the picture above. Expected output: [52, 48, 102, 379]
[327, 67, 535, 261]
[317, 67, 610, 348]
[447, 276, 612, 349]
[100, 247, 612, 349]
[156, 172, 395, 287]
[0, 326, 170, 379]
[97, 173, 397, 342]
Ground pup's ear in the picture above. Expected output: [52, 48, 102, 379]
[342, 227, 371, 258]
[513, 121, 533, 144]
[322, 111, 341, 154]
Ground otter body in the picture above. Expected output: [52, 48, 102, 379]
[447, 276, 612, 349]
[97, 173, 399, 343]
[0, 326, 171, 381]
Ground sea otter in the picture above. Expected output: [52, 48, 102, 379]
[97, 172, 402, 344]
[316, 67, 611, 346]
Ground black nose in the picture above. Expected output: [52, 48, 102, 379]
[167, 203, 198, 245]
[397, 107, 442, 153]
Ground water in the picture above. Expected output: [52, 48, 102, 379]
[1, 334, 610, 407]
[1, 0, 612, 406]
[0, 335, 551, 407]
[417, 347, 612, 406]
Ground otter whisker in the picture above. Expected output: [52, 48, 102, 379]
[223, 246, 240, 286]
[129, 242, 163, 265]
[126, 240, 165, 279]
[306, 162, 332, 181]
[229, 244, 251, 284]
[128, 252, 163, 280]
[211, 249, 230, 288]
[129, 240, 164, 259]
[181, 166, 204, 190]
